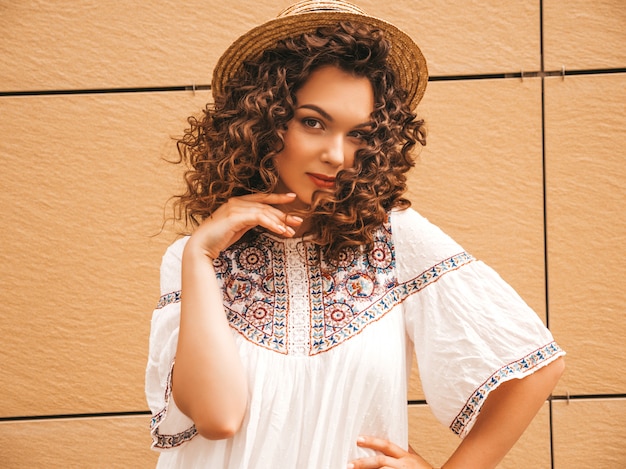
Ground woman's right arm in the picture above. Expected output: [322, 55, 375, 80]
[171, 193, 302, 440]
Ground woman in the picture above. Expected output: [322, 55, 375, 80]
[146, 1, 565, 468]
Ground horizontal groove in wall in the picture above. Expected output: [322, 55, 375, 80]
[1, 67, 624, 97]
[2, 393, 625, 422]
[551, 393, 626, 402]
[430, 66, 626, 82]
[0, 410, 151, 423]
[0, 84, 212, 97]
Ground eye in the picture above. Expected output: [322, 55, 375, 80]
[348, 129, 370, 143]
[302, 117, 322, 129]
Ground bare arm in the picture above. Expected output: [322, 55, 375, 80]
[442, 356, 565, 468]
[171, 193, 302, 440]
[350, 357, 565, 468]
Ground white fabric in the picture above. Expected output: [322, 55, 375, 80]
[145, 207, 564, 468]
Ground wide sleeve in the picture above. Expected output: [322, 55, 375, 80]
[144, 236, 198, 450]
[391, 208, 565, 438]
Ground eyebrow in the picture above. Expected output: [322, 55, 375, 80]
[297, 104, 373, 128]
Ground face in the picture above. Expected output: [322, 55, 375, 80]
[273, 65, 375, 210]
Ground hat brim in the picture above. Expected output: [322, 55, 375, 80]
[212, 11, 428, 110]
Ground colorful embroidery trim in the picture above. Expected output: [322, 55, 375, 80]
[450, 341, 565, 437]
[150, 365, 198, 449]
[402, 251, 474, 294]
[152, 420, 197, 449]
[156, 290, 181, 309]
[154, 250, 476, 356]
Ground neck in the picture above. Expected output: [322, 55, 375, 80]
[292, 218, 312, 238]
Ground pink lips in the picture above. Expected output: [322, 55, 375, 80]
[307, 173, 336, 189]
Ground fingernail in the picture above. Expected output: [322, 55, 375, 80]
[291, 215, 304, 223]
[346, 464, 354, 469]
[356, 436, 366, 444]
[286, 192, 297, 197]
[286, 227, 295, 236]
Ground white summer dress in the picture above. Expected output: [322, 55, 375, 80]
[145, 207, 564, 468]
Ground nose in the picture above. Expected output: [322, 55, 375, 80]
[320, 135, 347, 167]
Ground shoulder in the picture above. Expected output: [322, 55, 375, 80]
[389, 207, 467, 280]
[389, 206, 443, 235]
[389, 206, 428, 231]
[158, 236, 190, 293]
[161, 236, 190, 265]
[389, 207, 463, 253]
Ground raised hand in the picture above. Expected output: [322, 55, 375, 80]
[187, 192, 304, 259]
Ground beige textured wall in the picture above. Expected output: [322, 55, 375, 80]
[1, 1, 624, 467]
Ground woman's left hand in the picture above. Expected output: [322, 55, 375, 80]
[347, 436, 434, 469]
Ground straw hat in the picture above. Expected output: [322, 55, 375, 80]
[212, 0, 428, 110]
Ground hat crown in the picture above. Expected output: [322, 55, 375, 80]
[278, 0, 365, 17]
[213, 0, 428, 109]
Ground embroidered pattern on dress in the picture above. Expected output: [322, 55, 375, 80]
[450, 341, 565, 437]
[150, 365, 198, 449]
[152, 417, 197, 449]
[305, 223, 398, 355]
[156, 290, 181, 309]
[285, 240, 312, 355]
[154, 232, 477, 357]
[401, 251, 474, 293]
[217, 236, 289, 354]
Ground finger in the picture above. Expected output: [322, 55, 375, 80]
[214, 198, 290, 230]
[348, 454, 396, 469]
[236, 193, 305, 224]
[255, 211, 296, 236]
[242, 205, 304, 235]
[356, 436, 407, 459]
[285, 214, 304, 228]
[221, 195, 301, 226]
[238, 191, 298, 205]
[240, 207, 302, 238]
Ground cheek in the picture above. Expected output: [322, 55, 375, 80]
[277, 137, 309, 168]
[346, 152, 357, 168]
[344, 145, 363, 168]
[272, 154, 285, 178]
[272, 151, 297, 181]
